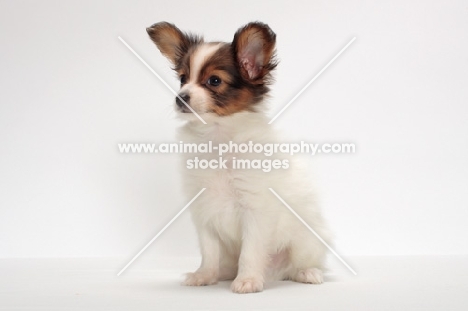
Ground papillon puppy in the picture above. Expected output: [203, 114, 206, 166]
[147, 22, 332, 293]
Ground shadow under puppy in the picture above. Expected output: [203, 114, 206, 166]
[147, 21, 332, 294]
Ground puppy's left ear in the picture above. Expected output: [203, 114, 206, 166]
[232, 22, 277, 82]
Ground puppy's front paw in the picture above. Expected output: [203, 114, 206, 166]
[183, 270, 218, 286]
[294, 268, 323, 284]
[231, 277, 263, 294]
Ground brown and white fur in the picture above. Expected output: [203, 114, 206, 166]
[147, 22, 332, 293]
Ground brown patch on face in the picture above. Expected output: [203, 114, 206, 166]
[175, 44, 218, 85]
[191, 44, 262, 116]
[209, 87, 259, 116]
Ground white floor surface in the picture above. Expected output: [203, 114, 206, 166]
[1, 256, 467, 310]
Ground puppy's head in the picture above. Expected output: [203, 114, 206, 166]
[147, 22, 277, 117]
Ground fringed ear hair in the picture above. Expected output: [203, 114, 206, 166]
[147, 22, 202, 66]
[232, 22, 277, 83]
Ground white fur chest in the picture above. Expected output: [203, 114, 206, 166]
[177, 112, 277, 241]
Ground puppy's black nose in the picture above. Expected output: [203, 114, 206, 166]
[176, 93, 190, 108]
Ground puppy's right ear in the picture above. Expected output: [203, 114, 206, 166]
[232, 22, 277, 82]
[146, 22, 201, 65]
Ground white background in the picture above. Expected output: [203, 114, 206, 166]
[1, 0, 467, 260]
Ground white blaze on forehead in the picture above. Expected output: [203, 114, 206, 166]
[190, 43, 222, 82]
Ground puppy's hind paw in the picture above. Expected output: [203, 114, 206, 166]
[231, 277, 264, 294]
[183, 270, 218, 286]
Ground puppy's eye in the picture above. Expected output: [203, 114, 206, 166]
[207, 75, 222, 87]
[180, 75, 187, 85]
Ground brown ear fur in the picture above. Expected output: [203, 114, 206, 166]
[146, 22, 202, 65]
[232, 22, 277, 83]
